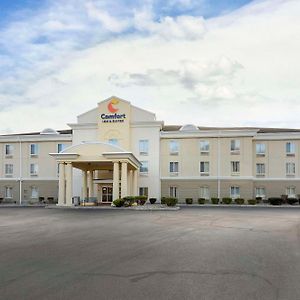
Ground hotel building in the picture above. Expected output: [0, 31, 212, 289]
[1, 96, 300, 205]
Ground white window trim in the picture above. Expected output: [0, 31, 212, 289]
[256, 143, 266, 156]
[199, 186, 210, 200]
[169, 186, 178, 198]
[5, 144, 13, 157]
[256, 163, 265, 176]
[4, 164, 13, 177]
[200, 141, 210, 154]
[169, 141, 179, 155]
[230, 186, 240, 199]
[5, 186, 13, 199]
[286, 162, 295, 176]
[139, 140, 149, 156]
[199, 161, 209, 176]
[230, 139, 240, 154]
[286, 142, 296, 156]
[31, 186, 39, 199]
[30, 144, 39, 157]
[169, 162, 179, 176]
[231, 161, 240, 175]
[30, 163, 39, 176]
[139, 161, 149, 175]
[255, 187, 266, 199]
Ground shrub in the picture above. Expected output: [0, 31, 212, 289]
[268, 197, 282, 205]
[234, 198, 245, 205]
[185, 198, 193, 204]
[134, 195, 147, 205]
[222, 197, 232, 204]
[287, 197, 298, 205]
[165, 197, 178, 207]
[211, 197, 219, 204]
[149, 198, 157, 204]
[198, 198, 206, 205]
[161, 197, 167, 204]
[255, 197, 262, 203]
[123, 196, 135, 207]
[113, 198, 125, 207]
[248, 199, 257, 205]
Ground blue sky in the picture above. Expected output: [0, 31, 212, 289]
[0, 0, 299, 133]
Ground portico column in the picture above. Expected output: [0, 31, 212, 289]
[87, 170, 94, 198]
[121, 162, 128, 198]
[128, 170, 133, 196]
[82, 170, 87, 200]
[65, 163, 73, 206]
[58, 163, 65, 205]
[113, 162, 120, 200]
[133, 169, 138, 196]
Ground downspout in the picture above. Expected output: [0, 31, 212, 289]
[217, 131, 221, 199]
[19, 137, 22, 205]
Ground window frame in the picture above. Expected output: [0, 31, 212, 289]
[200, 140, 210, 154]
[286, 162, 295, 176]
[230, 139, 240, 154]
[30, 163, 39, 176]
[139, 187, 148, 197]
[169, 186, 178, 198]
[139, 139, 149, 156]
[256, 163, 265, 176]
[169, 140, 179, 155]
[286, 142, 296, 156]
[256, 143, 266, 156]
[199, 186, 210, 200]
[169, 161, 179, 175]
[4, 163, 13, 177]
[5, 144, 14, 157]
[4, 186, 13, 199]
[231, 161, 240, 174]
[230, 186, 240, 199]
[30, 143, 39, 156]
[139, 161, 149, 174]
[199, 161, 209, 175]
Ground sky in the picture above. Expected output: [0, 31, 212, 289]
[0, 0, 299, 133]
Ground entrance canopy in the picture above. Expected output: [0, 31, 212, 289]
[50, 142, 141, 206]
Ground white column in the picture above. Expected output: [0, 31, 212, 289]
[65, 163, 73, 206]
[82, 170, 87, 200]
[121, 162, 128, 198]
[128, 170, 133, 196]
[113, 162, 120, 200]
[58, 163, 65, 205]
[133, 169, 138, 196]
[87, 170, 94, 198]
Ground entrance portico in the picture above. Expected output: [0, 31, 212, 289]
[50, 142, 140, 206]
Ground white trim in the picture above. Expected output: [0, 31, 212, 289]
[161, 176, 300, 181]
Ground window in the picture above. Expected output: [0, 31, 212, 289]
[169, 186, 178, 198]
[230, 139, 240, 153]
[256, 163, 265, 175]
[231, 161, 240, 173]
[30, 163, 39, 176]
[230, 186, 240, 198]
[57, 143, 67, 153]
[286, 186, 296, 197]
[169, 140, 179, 155]
[200, 186, 210, 199]
[169, 162, 179, 174]
[139, 140, 149, 155]
[5, 164, 13, 176]
[286, 162, 295, 175]
[108, 139, 118, 146]
[30, 144, 39, 156]
[200, 161, 209, 175]
[139, 187, 148, 196]
[140, 161, 149, 173]
[286, 142, 295, 155]
[5, 187, 13, 199]
[256, 143, 266, 155]
[255, 187, 266, 198]
[5, 144, 13, 156]
[31, 186, 39, 199]
[200, 141, 209, 153]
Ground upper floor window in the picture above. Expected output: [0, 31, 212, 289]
[5, 144, 13, 156]
[286, 162, 295, 176]
[30, 163, 39, 176]
[256, 163, 265, 175]
[5, 186, 13, 199]
[169, 186, 178, 198]
[5, 164, 13, 176]
[108, 139, 119, 146]
[140, 161, 149, 173]
[30, 144, 39, 156]
[139, 140, 149, 155]
[230, 139, 240, 153]
[58, 143, 67, 153]
[256, 143, 266, 155]
[199, 186, 210, 199]
[169, 140, 179, 155]
[169, 161, 179, 174]
[139, 187, 148, 197]
[231, 161, 240, 174]
[200, 161, 209, 175]
[200, 141, 209, 153]
[230, 186, 240, 198]
[286, 186, 296, 197]
[286, 142, 295, 156]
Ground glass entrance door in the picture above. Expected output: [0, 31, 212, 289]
[102, 186, 113, 202]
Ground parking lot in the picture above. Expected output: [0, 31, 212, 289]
[0, 206, 300, 300]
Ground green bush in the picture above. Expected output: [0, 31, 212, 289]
[123, 196, 136, 207]
[269, 197, 282, 205]
[113, 198, 125, 207]
[149, 198, 157, 204]
[161, 197, 167, 204]
[248, 199, 257, 205]
[134, 195, 147, 205]
[165, 197, 178, 207]
[198, 198, 206, 204]
[222, 197, 232, 204]
[185, 198, 193, 204]
[234, 198, 244, 205]
[287, 197, 298, 205]
[255, 197, 262, 203]
[211, 197, 219, 204]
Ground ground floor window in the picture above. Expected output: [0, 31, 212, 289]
[5, 187, 13, 198]
[139, 187, 148, 197]
[169, 186, 178, 198]
[255, 187, 266, 198]
[230, 186, 240, 198]
[286, 186, 296, 197]
[31, 186, 39, 199]
[199, 186, 210, 199]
